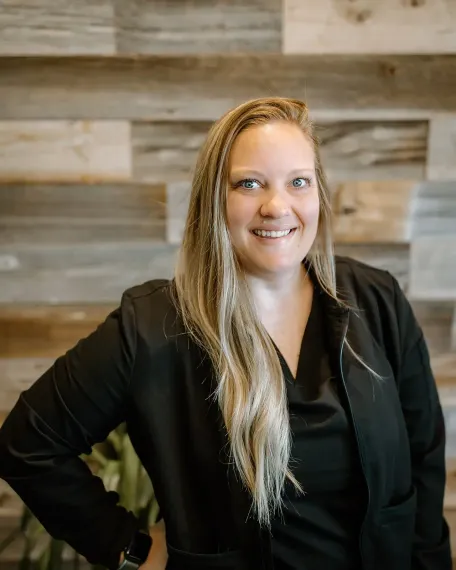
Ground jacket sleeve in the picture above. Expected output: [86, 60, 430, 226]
[0, 291, 141, 570]
[391, 275, 452, 569]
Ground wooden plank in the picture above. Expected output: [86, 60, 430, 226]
[115, 0, 281, 54]
[0, 121, 131, 182]
[0, 183, 166, 245]
[427, 116, 456, 180]
[166, 182, 191, 244]
[2, 56, 456, 120]
[409, 180, 456, 237]
[133, 120, 427, 183]
[453, 308, 456, 350]
[409, 236, 456, 301]
[334, 243, 410, 292]
[0, 306, 115, 359]
[0, 0, 115, 55]
[283, 0, 456, 55]
[332, 180, 416, 243]
[0, 242, 177, 304]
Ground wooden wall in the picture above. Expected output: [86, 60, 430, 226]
[1, 0, 456, 565]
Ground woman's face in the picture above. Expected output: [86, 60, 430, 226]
[226, 121, 320, 279]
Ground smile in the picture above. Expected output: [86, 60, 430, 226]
[251, 228, 296, 239]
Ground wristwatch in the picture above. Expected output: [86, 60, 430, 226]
[118, 530, 152, 569]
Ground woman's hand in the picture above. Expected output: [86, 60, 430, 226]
[140, 519, 168, 570]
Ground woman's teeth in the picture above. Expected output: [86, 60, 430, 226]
[252, 229, 292, 238]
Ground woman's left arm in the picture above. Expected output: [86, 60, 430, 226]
[391, 275, 452, 569]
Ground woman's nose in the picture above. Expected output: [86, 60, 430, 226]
[260, 192, 291, 218]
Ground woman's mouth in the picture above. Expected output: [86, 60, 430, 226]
[251, 228, 297, 239]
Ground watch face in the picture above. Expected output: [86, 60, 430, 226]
[125, 531, 152, 563]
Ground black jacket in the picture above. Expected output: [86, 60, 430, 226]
[0, 256, 451, 570]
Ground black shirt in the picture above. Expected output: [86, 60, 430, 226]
[270, 288, 366, 570]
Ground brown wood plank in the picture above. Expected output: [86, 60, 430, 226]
[409, 180, 456, 237]
[334, 243, 410, 292]
[0, 0, 115, 55]
[409, 236, 456, 301]
[115, 0, 281, 54]
[0, 242, 178, 304]
[283, 0, 456, 55]
[332, 180, 416, 244]
[133, 120, 427, 183]
[2, 55, 456, 120]
[0, 306, 114, 359]
[0, 183, 166, 245]
[0, 121, 131, 182]
[427, 116, 456, 180]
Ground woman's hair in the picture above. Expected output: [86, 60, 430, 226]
[170, 97, 353, 527]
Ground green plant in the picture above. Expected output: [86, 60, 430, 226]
[0, 424, 159, 570]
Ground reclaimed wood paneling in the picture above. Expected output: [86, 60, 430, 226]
[453, 308, 456, 350]
[427, 116, 456, 180]
[410, 180, 456, 236]
[0, 0, 115, 55]
[409, 236, 456, 301]
[133, 120, 427, 183]
[115, 0, 281, 54]
[166, 182, 191, 244]
[0, 121, 131, 182]
[0, 243, 177, 304]
[333, 180, 416, 243]
[283, 0, 456, 55]
[0, 183, 166, 245]
[2, 56, 456, 121]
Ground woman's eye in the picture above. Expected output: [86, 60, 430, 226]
[237, 179, 260, 190]
[292, 177, 312, 188]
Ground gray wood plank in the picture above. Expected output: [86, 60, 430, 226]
[166, 182, 191, 244]
[410, 180, 456, 237]
[133, 121, 427, 183]
[0, 0, 115, 55]
[0, 183, 166, 245]
[0, 121, 131, 182]
[115, 0, 281, 54]
[0, 242, 178, 304]
[427, 116, 456, 180]
[334, 243, 410, 292]
[409, 236, 456, 301]
[283, 0, 456, 55]
[2, 55, 456, 120]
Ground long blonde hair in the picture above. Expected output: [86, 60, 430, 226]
[171, 97, 346, 527]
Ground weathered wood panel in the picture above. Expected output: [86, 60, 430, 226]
[2, 56, 456, 121]
[133, 121, 427, 183]
[409, 236, 456, 301]
[0, 183, 166, 245]
[0, 306, 114, 358]
[410, 180, 456, 237]
[115, 0, 281, 54]
[452, 308, 456, 350]
[0, 122, 131, 182]
[166, 182, 192, 244]
[0, 0, 115, 55]
[333, 180, 416, 243]
[0, 243, 178, 304]
[427, 116, 456, 180]
[334, 243, 410, 291]
[283, 0, 456, 55]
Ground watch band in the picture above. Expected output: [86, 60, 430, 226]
[118, 558, 141, 570]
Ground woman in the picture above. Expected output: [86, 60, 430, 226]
[0, 97, 451, 570]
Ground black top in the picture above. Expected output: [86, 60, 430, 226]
[271, 287, 366, 570]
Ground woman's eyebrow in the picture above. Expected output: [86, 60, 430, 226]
[230, 168, 315, 177]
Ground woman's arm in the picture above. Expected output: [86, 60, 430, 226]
[391, 276, 452, 569]
[0, 290, 142, 570]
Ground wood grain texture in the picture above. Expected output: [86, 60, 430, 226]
[332, 180, 416, 244]
[0, 305, 114, 358]
[427, 116, 456, 180]
[318, 121, 427, 182]
[0, 121, 131, 182]
[410, 180, 456, 237]
[115, 0, 281, 54]
[0, 183, 166, 245]
[0, 243, 178, 304]
[283, 0, 456, 55]
[409, 236, 456, 301]
[334, 243, 410, 291]
[0, 0, 115, 55]
[2, 56, 456, 121]
[166, 182, 191, 244]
